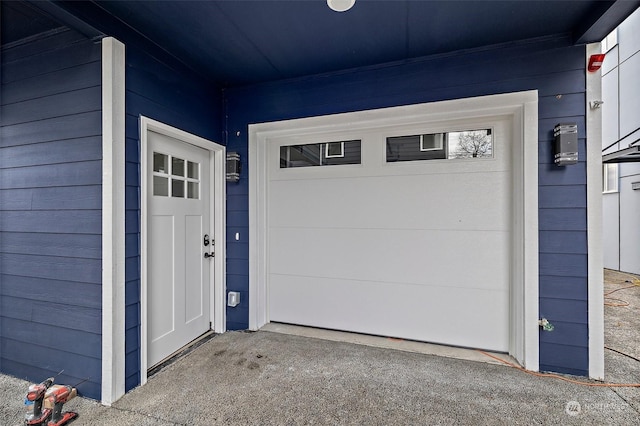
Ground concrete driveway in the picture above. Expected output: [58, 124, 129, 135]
[1, 270, 639, 425]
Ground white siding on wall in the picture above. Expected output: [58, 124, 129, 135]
[618, 7, 640, 62]
[602, 7, 640, 275]
[619, 52, 640, 138]
[619, 177, 640, 275]
[601, 45, 618, 75]
[601, 70, 619, 151]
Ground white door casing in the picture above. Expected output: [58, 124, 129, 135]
[140, 117, 226, 384]
[249, 91, 539, 370]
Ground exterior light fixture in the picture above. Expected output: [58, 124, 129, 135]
[226, 152, 241, 182]
[587, 54, 606, 72]
[327, 0, 355, 12]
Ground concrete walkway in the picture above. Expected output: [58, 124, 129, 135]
[1, 270, 639, 425]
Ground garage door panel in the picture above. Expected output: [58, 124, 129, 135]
[269, 171, 510, 231]
[267, 115, 513, 352]
[269, 274, 509, 352]
[269, 227, 509, 291]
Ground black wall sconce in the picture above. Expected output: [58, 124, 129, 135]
[226, 152, 241, 182]
[554, 123, 578, 166]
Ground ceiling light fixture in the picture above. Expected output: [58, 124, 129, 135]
[327, 0, 355, 12]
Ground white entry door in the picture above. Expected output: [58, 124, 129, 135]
[147, 130, 212, 367]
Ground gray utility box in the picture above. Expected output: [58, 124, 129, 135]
[554, 123, 578, 166]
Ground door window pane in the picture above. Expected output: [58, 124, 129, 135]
[187, 161, 199, 179]
[154, 152, 168, 173]
[187, 182, 199, 199]
[172, 157, 185, 176]
[172, 179, 185, 198]
[153, 176, 169, 196]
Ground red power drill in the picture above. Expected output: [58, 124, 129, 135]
[24, 377, 54, 425]
[44, 385, 78, 426]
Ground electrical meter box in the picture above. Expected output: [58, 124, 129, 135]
[553, 123, 578, 166]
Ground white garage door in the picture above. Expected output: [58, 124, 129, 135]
[266, 117, 513, 352]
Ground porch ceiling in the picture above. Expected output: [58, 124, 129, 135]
[4, 1, 640, 87]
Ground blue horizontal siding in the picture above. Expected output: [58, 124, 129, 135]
[0, 211, 101, 234]
[0, 161, 102, 189]
[1, 86, 101, 126]
[1, 31, 101, 83]
[0, 337, 100, 398]
[226, 242, 249, 260]
[2, 317, 101, 359]
[0, 254, 101, 284]
[0, 138, 102, 168]
[0, 185, 101, 211]
[2, 296, 101, 334]
[539, 276, 588, 301]
[1, 28, 87, 63]
[0, 233, 101, 259]
[224, 35, 590, 374]
[539, 254, 588, 278]
[538, 162, 586, 186]
[539, 231, 587, 255]
[538, 321, 588, 347]
[1, 275, 101, 309]
[0, 111, 101, 148]
[539, 208, 587, 232]
[123, 44, 223, 391]
[2, 61, 101, 105]
[539, 341, 588, 377]
[539, 186, 586, 209]
[539, 298, 588, 324]
[0, 27, 102, 399]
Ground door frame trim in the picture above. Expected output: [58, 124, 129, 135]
[586, 42, 604, 380]
[249, 91, 539, 371]
[140, 116, 226, 385]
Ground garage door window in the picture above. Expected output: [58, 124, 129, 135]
[387, 129, 492, 162]
[280, 140, 361, 168]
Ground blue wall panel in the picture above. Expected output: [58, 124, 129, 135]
[123, 44, 222, 390]
[0, 111, 102, 147]
[0, 28, 102, 399]
[224, 35, 590, 375]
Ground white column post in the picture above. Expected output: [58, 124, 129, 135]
[102, 36, 126, 405]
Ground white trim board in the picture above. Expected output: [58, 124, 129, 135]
[139, 117, 226, 386]
[586, 43, 605, 380]
[101, 37, 126, 406]
[249, 90, 540, 371]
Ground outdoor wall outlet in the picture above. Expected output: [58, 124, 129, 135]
[227, 291, 240, 307]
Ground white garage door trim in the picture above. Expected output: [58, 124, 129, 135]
[249, 91, 539, 370]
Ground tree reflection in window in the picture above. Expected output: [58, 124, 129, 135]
[387, 129, 492, 162]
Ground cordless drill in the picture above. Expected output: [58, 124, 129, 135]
[24, 377, 54, 425]
[44, 385, 78, 426]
